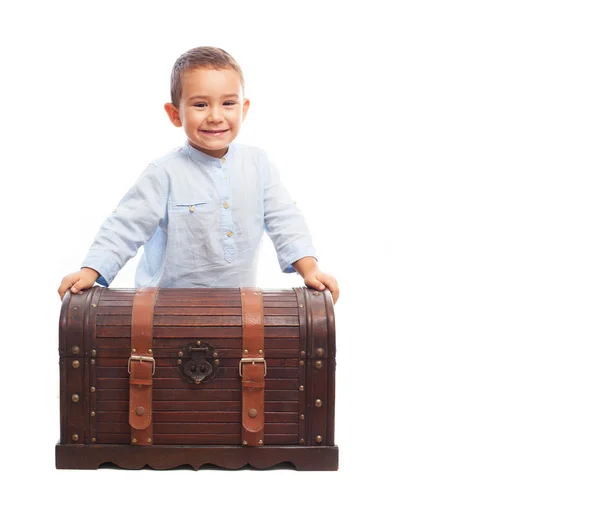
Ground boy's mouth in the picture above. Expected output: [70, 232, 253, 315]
[201, 129, 229, 135]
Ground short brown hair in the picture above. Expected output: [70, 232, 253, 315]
[170, 46, 245, 106]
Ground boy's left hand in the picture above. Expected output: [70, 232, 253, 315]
[302, 268, 339, 304]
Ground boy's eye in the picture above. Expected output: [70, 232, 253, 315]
[224, 101, 236, 106]
[194, 103, 207, 108]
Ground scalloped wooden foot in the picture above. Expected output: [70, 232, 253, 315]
[56, 444, 339, 471]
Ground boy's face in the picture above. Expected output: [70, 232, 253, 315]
[165, 67, 249, 158]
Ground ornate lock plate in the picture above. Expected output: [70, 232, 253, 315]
[178, 341, 219, 384]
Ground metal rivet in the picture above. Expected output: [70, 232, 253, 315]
[195, 380, 201, 384]
[301, 351, 306, 358]
[299, 304, 304, 308]
[315, 399, 322, 407]
[132, 349, 136, 353]
[72, 360, 80, 369]
[300, 414, 305, 420]
[90, 386, 95, 392]
[136, 406, 145, 416]
[316, 360, 322, 369]
[313, 292, 320, 296]
[90, 411, 95, 417]
[299, 385, 304, 391]
[91, 303, 97, 308]
[196, 341, 201, 345]
[91, 349, 96, 357]
[213, 352, 218, 358]
[315, 435, 323, 443]
[258, 440, 263, 445]
[248, 408, 257, 418]
[71, 394, 79, 403]
[91, 359, 95, 365]
[299, 360, 304, 366]
[214, 359, 220, 366]
[132, 438, 137, 444]
[72, 434, 79, 442]
[148, 349, 152, 354]
[299, 439, 305, 445]
[91, 438, 96, 443]
[258, 349, 263, 355]
[316, 348, 324, 357]
[177, 359, 182, 365]
[147, 438, 152, 443]
[244, 349, 248, 354]
[71, 346, 80, 355]
[242, 440, 248, 446]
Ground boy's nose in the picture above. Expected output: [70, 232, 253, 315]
[207, 107, 224, 122]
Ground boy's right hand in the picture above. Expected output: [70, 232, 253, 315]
[58, 267, 100, 301]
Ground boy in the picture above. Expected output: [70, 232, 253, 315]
[58, 46, 339, 302]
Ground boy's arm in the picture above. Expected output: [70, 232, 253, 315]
[262, 156, 339, 303]
[58, 164, 168, 299]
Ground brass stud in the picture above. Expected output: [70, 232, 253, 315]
[72, 434, 79, 442]
[195, 380, 201, 384]
[315, 399, 322, 407]
[91, 303, 97, 308]
[147, 438, 152, 443]
[258, 440, 263, 445]
[91, 438, 96, 443]
[300, 351, 306, 358]
[148, 349, 152, 354]
[132, 349, 136, 353]
[316, 360, 322, 369]
[300, 414, 305, 420]
[72, 360, 80, 369]
[244, 349, 248, 354]
[299, 304, 304, 308]
[242, 440, 248, 446]
[214, 359, 220, 366]
[315, 435, 323, 443]
[178, 351, 183, 357]
[177, 359, 182, 365]
[299, 360, 304, 366]
[299, 385, 304, 391]
[91, 349, 96, 357]
[71, 394, 80, 403]
[196, 341, 201, 345]
[71, 346, 80, 355]
[213, 352, 218, 358]
[91, 359, 95, 365]
[90, 386, 95, 392]
[132, 438, 137, 444]
[136, 406, 145, 416]
[258, 349, 263, 355]
[90, 411, 95, 417]
[316, 348, 324, 357]
[248, 408, 257, 418]
[299, 439, 305, 445]
[313, 292, 320, 296]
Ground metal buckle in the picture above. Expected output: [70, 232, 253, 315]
[128, 355, 156, 375]
[239, 358, 267, 377]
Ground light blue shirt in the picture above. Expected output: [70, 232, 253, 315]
[82, 141, 316, 288]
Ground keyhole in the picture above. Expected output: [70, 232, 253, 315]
[190, 365, 196, 372]
[200, 365, 206, 373]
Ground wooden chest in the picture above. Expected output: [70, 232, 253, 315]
[56, 286, 338, 470]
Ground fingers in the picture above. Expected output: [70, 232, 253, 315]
[320, 275, 340, 304]
[58, 275, 75, 301]
[305, 272, 340, 305]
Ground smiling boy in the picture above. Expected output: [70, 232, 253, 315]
[58, 47, 339, 302]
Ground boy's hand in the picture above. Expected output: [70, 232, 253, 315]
[58, 267, 100, 301]
[292, 257, 340, 304]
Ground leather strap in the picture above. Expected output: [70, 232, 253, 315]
[240, 287, 265, 446]
[129, 287, 158, 446]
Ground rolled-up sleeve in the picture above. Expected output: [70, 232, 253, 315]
[262, 155, 317, 273]
[82, 163, 168, 286]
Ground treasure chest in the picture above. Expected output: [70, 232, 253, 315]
[56, 286, 338, 470]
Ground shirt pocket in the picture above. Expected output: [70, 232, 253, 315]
[167, 199, 217, 236]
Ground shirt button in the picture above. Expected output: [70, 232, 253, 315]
[189, 205, 196, 213]
[223, 202, 229, 209]
[227, 231, 233, 238]
[221, 157, 226, 163]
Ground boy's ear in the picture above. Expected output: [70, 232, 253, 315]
[164, 103, 182, 127]
[241, 98, 250, 122]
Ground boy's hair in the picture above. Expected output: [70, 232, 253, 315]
[170, 46, 245, 106]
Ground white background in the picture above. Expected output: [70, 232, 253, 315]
[1, 0, 599, 516]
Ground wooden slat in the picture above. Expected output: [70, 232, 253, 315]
[96, 315, 298, 327]
[96, 401, 298, 412]
[97, 378, 298, 390]
[95, 434, 298, 445]
[95, 389, 299, 402]
[96, 411, 298, 423]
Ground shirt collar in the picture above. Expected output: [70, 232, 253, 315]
[183, 140, 235, 165]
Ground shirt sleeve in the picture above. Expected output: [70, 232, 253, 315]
[81, 163, 168, 286]
[262, 153, 317, 273]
